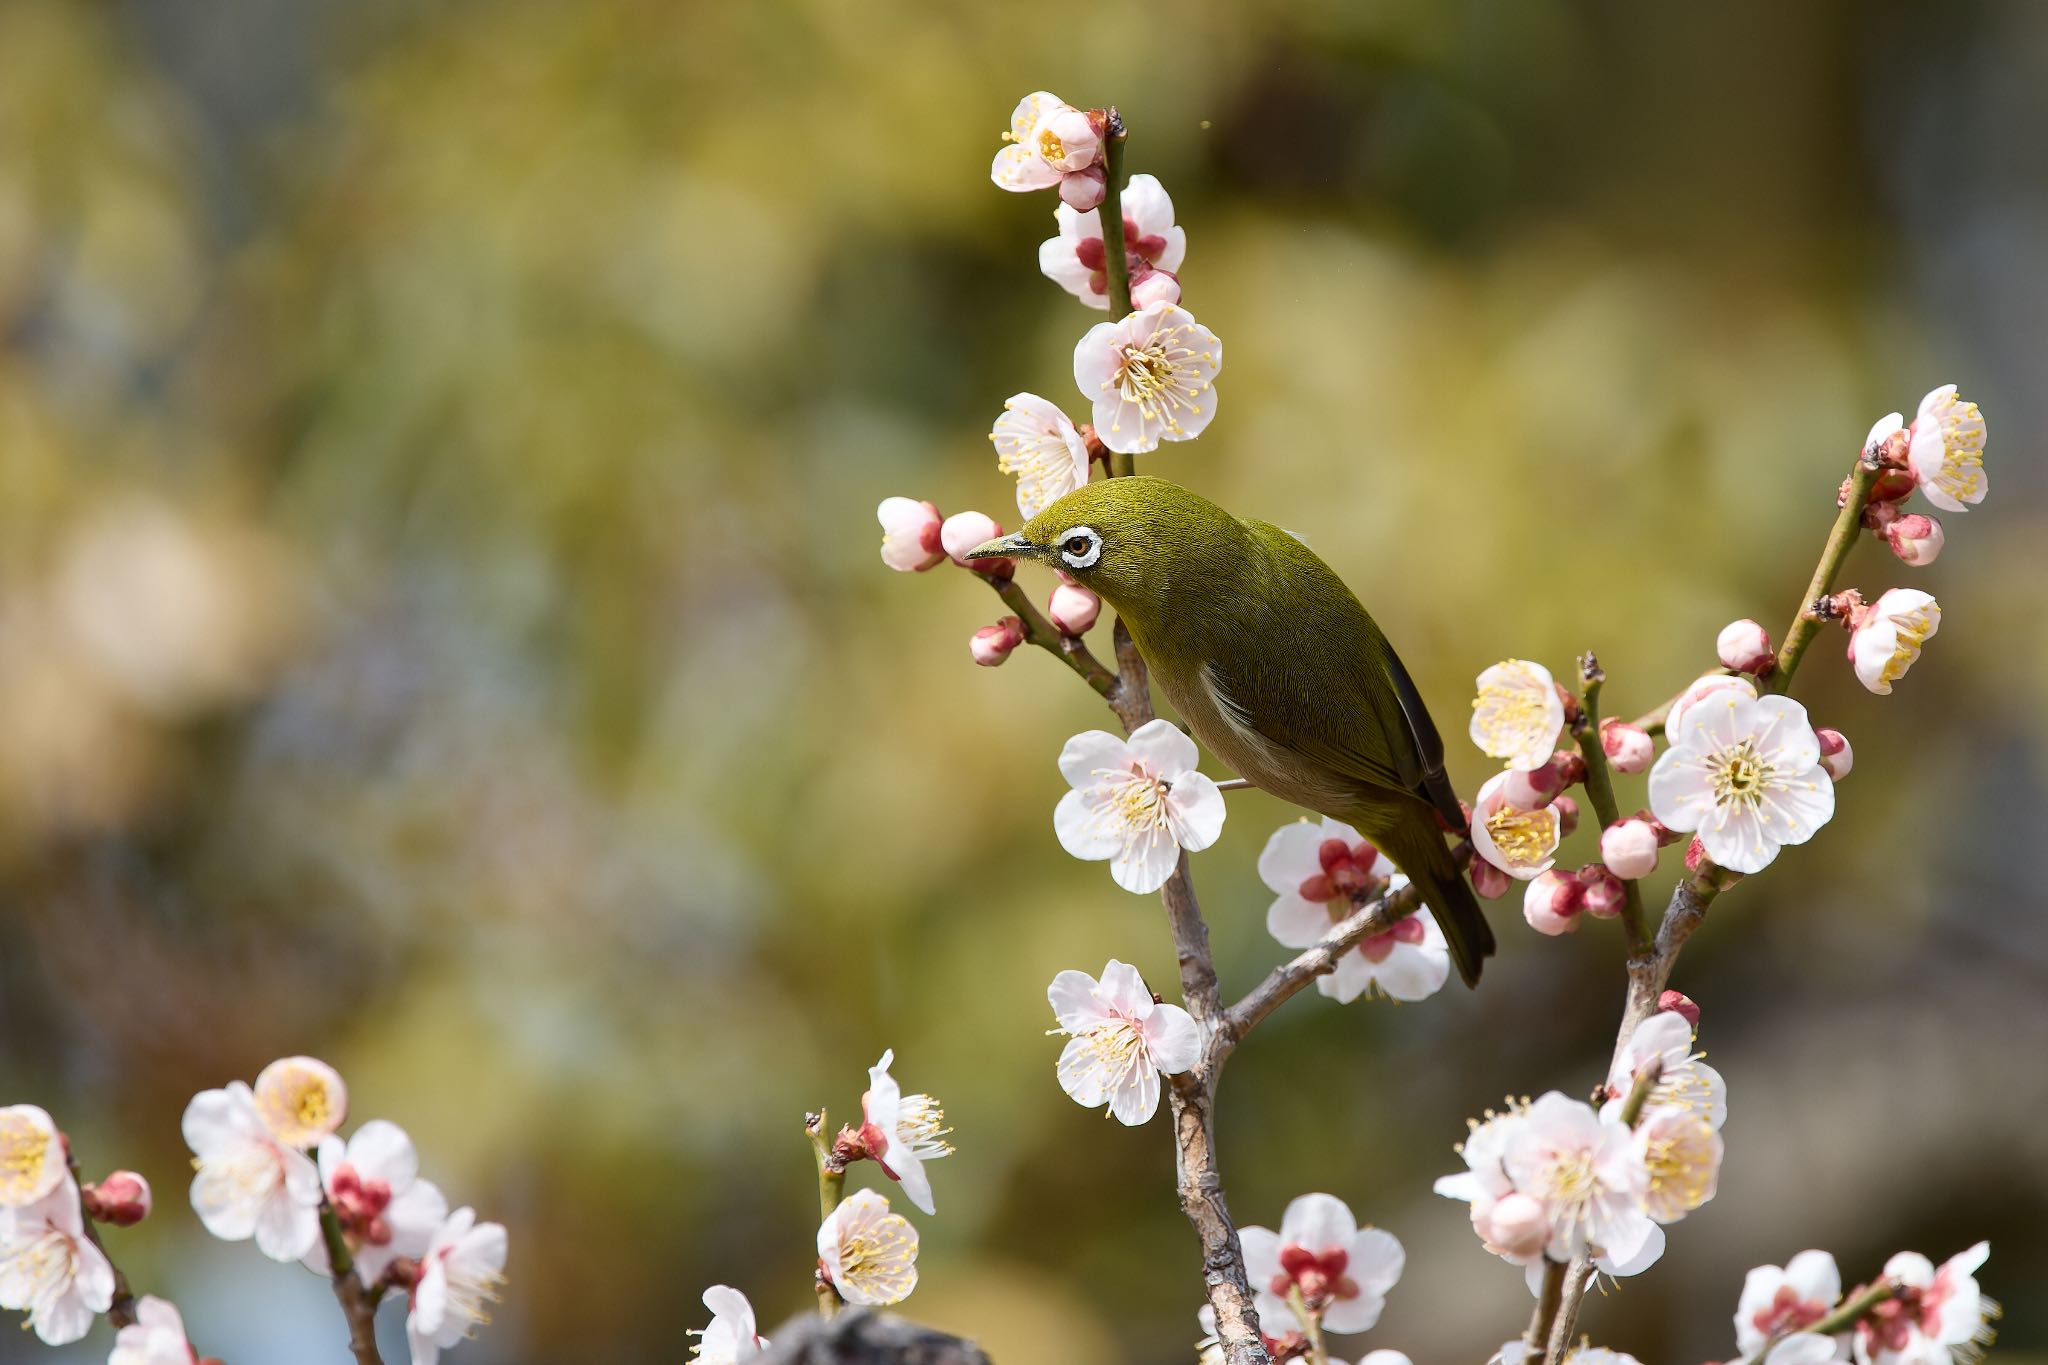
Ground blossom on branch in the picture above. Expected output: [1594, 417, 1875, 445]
[0, 1105, 67, 1208]
[1632, 1107, 1722, 1225]
[308, 1120, 448, 1287]
[1258, 819, 1449, 1002]
[1648, 693, 1834, 874]
[1717, 619, 1776, 676]
[1855, 1242, 1995, 1365]
[1736, 1250, 1843, 1356]
[1073, 303, 1222, 454]
[689, 1285, 768, 1363]
[109, 1295, 200, 1365]
[183, 1081, 323, 1262]
[1053, 720, 1225, 894]
[1605, 1010, 1727, 1131]
[1664, 672, 1758, 741]
[1471, 772, 1562, 881]
[0, 1180, 114, 1345]
[1906, 385, 1988, 513]
[876, 498, 945, 573]
[407, 1207, 509, 1365]
[1038, 173, 1187, 310]
[1047, 959, 1198, 1125]
[253, 1055, 348, 1148]
[1240, 1192, 1405, 1337]
[1501, 1092, 1656, 1270]
[990, 92, 1105, 209]
[1470, 660, 1567, 772]
[1435, 1105, 1547, 1267]
[1848, 589, 1940, 696]
[817, 1189, 918, 1307]
[991, 394, 1090, 519]
[859, 1050, 952, 1216]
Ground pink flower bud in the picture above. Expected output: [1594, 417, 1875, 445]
[82, 1171, 151, 1226]
[1058, 165, 1107, 212]
[1047, 582, 1101, 635]
[1599, 818, 1660, 880]
[1577, 863, 1625, 918]
[1469, 858, 1511, 900]
[1550, 750, 1587, 788]
[1550, 793, 1580, 838]
[1129, 268, 1181, 310]
[1683, 837, 1710, 874]
[1816, 727, 1852, 781]
[1657, 990, 1701, 1027]
[876, 497, 945, 573]
[1600, 719, 1654, 774]
[1482, 1192, 1550, 1262]
[1523, 870, 1584, 936]
[1716, 619, 1775, 676]
[941, 510, 1011, 577]
[969, 616, 1025, 666]
[1885, 513, 1944, 566]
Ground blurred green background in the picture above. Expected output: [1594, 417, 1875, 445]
[3, 0, 2044, 1361]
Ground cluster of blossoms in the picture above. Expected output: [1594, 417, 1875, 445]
[1436, 1000, 1726, 1290]
[1, 1059, 507, 1365]
[1195, 1194, 1416, 1365]
[1709, 1243, 1996, 1365]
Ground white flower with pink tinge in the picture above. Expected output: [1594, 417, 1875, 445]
[182, 1081, 323, 1262]
[690, 1284, 768, 1363]
[406, 1207, 508, 1365]
[990, 93, 1104, 208]
[0, 1180, 114, 1345]
[305, 1120, 449, 1287]
[1470, 660, 1566, 772]
[1047, 959, 1199, 1126]
[1053, 719, 1225, 894]
[1854, 1242, 1995, 1365]
[252, 1055, 348, 1148]
[1072, 303, 1222, 454]
[0, 1105, 67, 1208]
[1648, 692, 1834, 875]
[1470, 771, 1562, 882]
[109, 1294, 200, 1365]
[1605, 1010, 1727, 1131]
[1038, 173, 1187, 310]
[1848, 589, 1940, 696]
[858, 1050, 952, 1216]
[991, 393, 1090, 519]
[1434, 1106, 1548, 1266]
[1736, 1250, 1844, 1356]
[818, 1189, 918, 1307]
[1664, 672, 1758, 741]
[1259, 818, 1449, 1002]
[1906, 385, 1987, 513]
[1240, 1193, 1405, 1337]
[1502, 1092, 1656, 1271]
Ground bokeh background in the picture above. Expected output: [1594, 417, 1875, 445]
[3, 0, 2044, 1361]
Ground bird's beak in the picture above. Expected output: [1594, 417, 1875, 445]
[966, 533, 1036, 561]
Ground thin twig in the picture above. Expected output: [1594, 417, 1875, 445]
[1771, 455, 1882, 692]
[68, 1159, 137, 1328]
[806, 1111, 847, 1319]
[985, 575, 1120, 699]
[319, 1201, 387, 1365]
[1571, 656, 1649, 954]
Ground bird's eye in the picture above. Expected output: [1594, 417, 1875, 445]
[1064, 536, 1089, 555]
[1054, 526, 1103, 569]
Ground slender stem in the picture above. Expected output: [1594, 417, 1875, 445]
[1526, 1258, 1566, 1353]
[1617, 1059, 1662, 1127]
[807, 1111, 847, 1319]
[1215, 777, 1254, 792]
[1286, 1286, 1328, 1365]
[1806, 1277, 1895, 1335]
[1098, 109, 1137, 479]
[68, 1160, 137, 1328]
[1572, 658, 1649, 953]
[1770, 457, 1880, 692]
[985, 573, 1119, 698]
[320, 1201, 386, 1365]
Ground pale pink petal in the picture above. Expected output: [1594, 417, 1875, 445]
[1057, 729, 1130, 789]
[1279, 1192, 1357, 1253]
[1125, 718, 1201, 778]
[1143, 1003, 1200, 1075]
[1167, 774, 1226, 852]
[1048, 970, 1109, 1031]
[1267, 892, 1335, 950]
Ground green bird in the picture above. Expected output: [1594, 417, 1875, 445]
[970, 475, 1495, 986]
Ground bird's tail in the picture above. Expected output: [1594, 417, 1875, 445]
[1380, 818, 1495, 988]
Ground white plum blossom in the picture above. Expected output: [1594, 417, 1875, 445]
[1470, 772, 1562, 881]
[1768, 1335, 1848, 1365]
[0, 1105, 67, 1208]
[1632, 1107, 1722, 1225]
[1038, 173, 1187, 310]
[1259, 820, 1449, 1003]
[1053, 719, 1225, 894]
[407, 1207, 508, 1365]
[860, 1050, 953, 1216]
[876, 497, 945, 573]
[253, 1055, 348, 1148]
[818, 1189, 918, 1307]
[1502, 1092, 1656, 1270]
[1849, 589, 1940, 696]
[183, 1081, 323, 1262]
[308, 1120, 449, 1287]
[1906, 385, 1987, 513]
[1605, 1010, 1727, 1131]
[1435, 1106, 1550, 1266]
[1648, 692, 1834, 875]
[0, 1180, 114, 1345]
[1470, 660, 1566, 771]
[991, 393, 1090, 519]
[1855, 1242, 1995, 1365]
[1240, 1193, 1404, 1337]
[1664, 671, 1758, 741]
[689, 1284, 768, 1363]
[990, 92, 1104, 208]
[1047, 959, 1199, 1125]
[110, 1295, 197, 1365]
[1072, 303, 1221, 454]
[1736, 1250, 1844, 1355]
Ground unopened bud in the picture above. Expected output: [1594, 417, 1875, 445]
[1047, 582, 1101, 635]
[877, 497, 946, 573]
[1657, 990, 1701, 1027]
[1550, 793, 1580, 838]
[1599, 819, 1660, 881]
[970, 616, 1025, 666]
[1479, 1191, 1549, 1262]
[942, 511, 1011, 576]
[1554, 684, 1582, 728]
[1816, 728, 1852, 781]
[1058, 164, 1107, 212]
[1523, 870, 1584, 936]
[1849, 467, 1918, 508]
[1716, 619, 1775, 676]
[1885, 513, 1944, 566]
[1683, 837, 1710, 874]
[1129, 268, 1182, 310]
[1469, 858, 1511, 900]
[1600, 720, 1654, 775]
[1577, 863, 1625, 918]
[82, 1171, 151, 1226]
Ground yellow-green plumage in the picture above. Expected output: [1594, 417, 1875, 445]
[980, 476, 1495, 986]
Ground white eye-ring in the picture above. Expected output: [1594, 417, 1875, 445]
[1054, 525, 1102, 570]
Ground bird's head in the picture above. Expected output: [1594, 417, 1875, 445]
[965, 476, 1240, 622]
